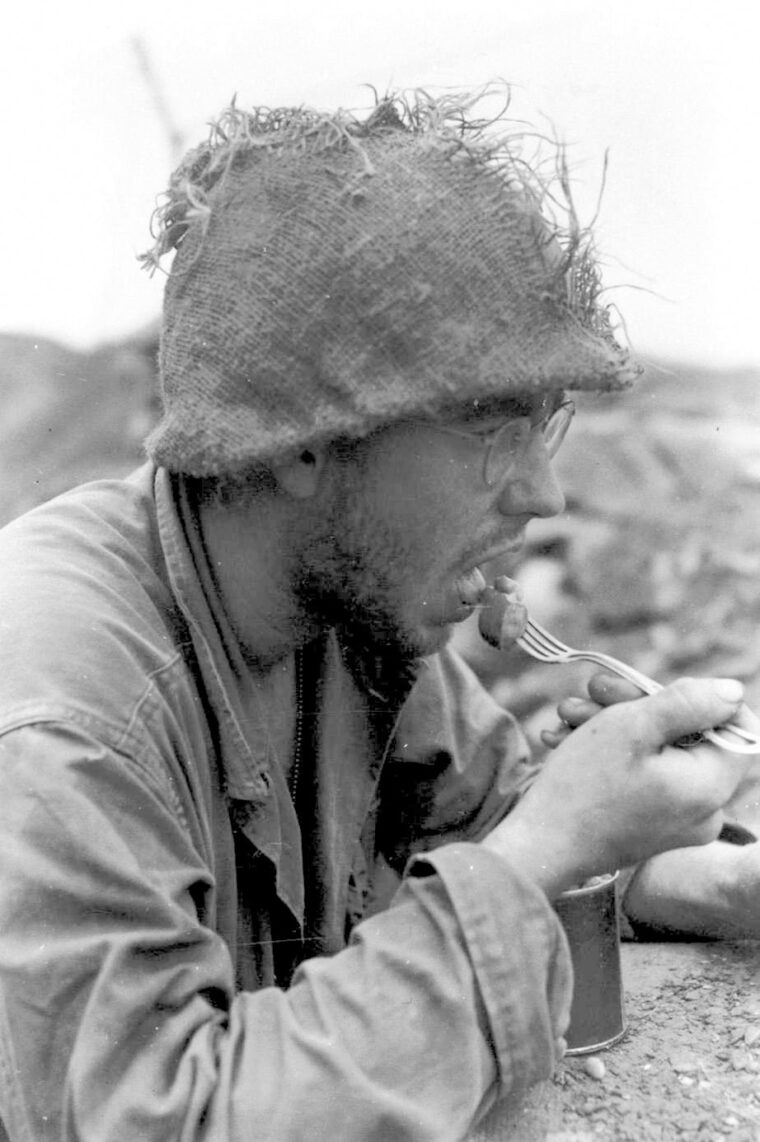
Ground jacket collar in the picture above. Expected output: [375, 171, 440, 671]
[153, 467, 412, 929]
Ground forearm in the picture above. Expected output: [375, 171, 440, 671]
[623, 841, 760, 941]
[2, 817, 572, 1141]
[260, 846, 572, 1139]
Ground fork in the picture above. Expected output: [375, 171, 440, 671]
[517, 616, 760, 755]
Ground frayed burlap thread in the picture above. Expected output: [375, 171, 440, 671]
[144, 94, 639, 476]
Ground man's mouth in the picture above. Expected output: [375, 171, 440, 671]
[451, 559, 529, 648]
[454, 566, 487, 606]
[453, 534, 526, 606]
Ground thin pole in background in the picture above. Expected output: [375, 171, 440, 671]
[131, 36, 185, 166]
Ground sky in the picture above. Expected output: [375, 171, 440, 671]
[1, 0, 758, 369]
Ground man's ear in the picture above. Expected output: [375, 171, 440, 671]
[272, 449, 327, 500]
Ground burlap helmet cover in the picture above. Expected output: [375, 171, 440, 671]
[144, 93, 639, 476]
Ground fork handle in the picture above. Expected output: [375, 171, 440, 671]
[567, 651, 760, 755]
[700, 727, 760, 755]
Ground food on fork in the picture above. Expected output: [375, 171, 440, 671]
[478, 575, 528, 648]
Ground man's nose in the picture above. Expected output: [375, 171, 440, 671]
[495, 434, 566, 519]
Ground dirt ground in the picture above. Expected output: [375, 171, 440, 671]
[475, 941, 760, 1142]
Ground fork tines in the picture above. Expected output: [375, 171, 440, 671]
[517, 618, 571, 660]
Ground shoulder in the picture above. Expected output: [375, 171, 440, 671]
[0, 463, 163, 582]
[0, 465, 189, 739]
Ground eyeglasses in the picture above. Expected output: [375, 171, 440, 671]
[415, 399, 575, 488]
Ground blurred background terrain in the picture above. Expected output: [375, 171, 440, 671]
[2, 329, 759, 749]
[0, 330, 159, 524]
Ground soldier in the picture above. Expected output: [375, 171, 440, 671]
[0, 90, 755, 1141]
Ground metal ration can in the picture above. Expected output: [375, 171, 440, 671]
[553, 870, 627, 1055]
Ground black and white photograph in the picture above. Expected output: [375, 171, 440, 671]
[1, 2, 759, 1138]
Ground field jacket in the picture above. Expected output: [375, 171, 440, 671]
[0, 463, 571, 1141]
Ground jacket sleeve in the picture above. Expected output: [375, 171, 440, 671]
[376, 646, 540, 871]
[0, 720, 571, 1142]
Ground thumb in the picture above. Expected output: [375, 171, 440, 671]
[637, 677, 744, 747]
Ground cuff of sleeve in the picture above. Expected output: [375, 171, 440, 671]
[407, 843, 573, 1093]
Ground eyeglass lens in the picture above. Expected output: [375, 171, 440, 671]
[484, 403, 574, 486]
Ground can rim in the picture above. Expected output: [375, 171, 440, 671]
[564, 1024, 628, 1056]
[559, 869, 620, 899]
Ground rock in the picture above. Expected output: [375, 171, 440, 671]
[671, 1055, 700, 1074]
[581, 1055, 606, 1080]
[729, 1049, 752, 1071]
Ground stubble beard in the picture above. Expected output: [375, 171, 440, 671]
[293, 474, 439, 681]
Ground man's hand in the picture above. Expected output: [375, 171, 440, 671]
[481, 676, 754, 899]
[540, 673, 662, 750]
[623, 838, 760, 940]
[538, 671, 760, 939]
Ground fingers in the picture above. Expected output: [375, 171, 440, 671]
[541, 695, 600, 749]
[585, 674, 756, 742]
[556, 695, 601, 727]
[540, 725, 571, 749]
[587, 671, 644, 706]
[546, 681, 635, 747]
[635, 677, 745, 749]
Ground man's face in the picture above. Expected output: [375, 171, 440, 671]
[299, 397, 567, 663]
